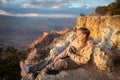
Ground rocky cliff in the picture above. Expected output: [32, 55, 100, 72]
[75, 15, 120, 74]
[76, 14, 120, 57]
[22, 15, 120, 80]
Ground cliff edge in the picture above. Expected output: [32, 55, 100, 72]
[22, 15, 120, 80]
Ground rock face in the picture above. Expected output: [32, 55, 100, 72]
[23, 15, 120, 80]
[26, 27, 71, 53]
[29, 32, 61, 50]
[76, 15, 120, 50]
[36, 64, 120, 80]
[76, 14, 120, 71]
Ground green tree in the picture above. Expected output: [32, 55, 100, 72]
[79, 13, 85, 16]
[95, 0, 120, 15]
[107, 2, 120, 15]
[95, 6, 108, 15]
[0, 47, 23, 80]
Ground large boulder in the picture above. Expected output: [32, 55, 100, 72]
[76, 14, 120, 71]
[76, 15, 120, 51]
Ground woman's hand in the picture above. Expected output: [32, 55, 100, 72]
[53, 57, 59, 63]
[66, 50, 71, 56]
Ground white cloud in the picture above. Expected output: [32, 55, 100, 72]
[22, 3, 43, 8]
[22, 4, 33, 8]
[0, 9, 77, 18]
[21, 0, 67, 9]
[104, 3, 109, 6]
[52, 5, 60, 9]
[1, 0, 8, 4]
[1, 0, 115, 9]
[16, 13, 39, 17]
[85, 5, 90, 9]
[20, 0, 96, 9]
[0, 9, 11, 15]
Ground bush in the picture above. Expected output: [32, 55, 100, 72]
[107, 2, 120, 15]
[79, 13, 85, 16]
[0, 47, 23, 80]
[95, 1, 120, 15]
[95, 6, 108, 15]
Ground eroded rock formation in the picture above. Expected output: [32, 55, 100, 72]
[22, 15, 120, 80]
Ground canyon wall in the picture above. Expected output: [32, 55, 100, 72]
[76, 14, 120, 56]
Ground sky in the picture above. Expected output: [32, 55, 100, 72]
[0, 0, 115, 18]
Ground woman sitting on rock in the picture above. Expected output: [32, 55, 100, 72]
[44, 26, 94, 73]
[20, 27, 94, 77]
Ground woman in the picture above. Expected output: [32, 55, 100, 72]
[21, 27, 94, 75]
[45, 26, 94, 72]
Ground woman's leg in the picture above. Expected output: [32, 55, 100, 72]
[20, 59, 51, 76]
[45, 58, 79, 72]
[29, 59, 51, 73]
[20, 61, 29, 77]
[52, 59, 68, 71]
[65, 58, 80, 69]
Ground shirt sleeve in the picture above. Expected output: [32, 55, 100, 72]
[68, 41, 93, 65]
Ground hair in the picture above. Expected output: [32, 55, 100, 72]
[77, 27, 90, 39]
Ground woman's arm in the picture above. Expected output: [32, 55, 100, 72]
[68, 41, 93, 65]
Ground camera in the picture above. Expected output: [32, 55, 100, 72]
[69, 46, 76, 54]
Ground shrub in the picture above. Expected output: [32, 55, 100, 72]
[95, 6, 108, 15]
[107, 2, 120, 15]
[95, 1, 120, 15]
[0, 47, 23, 80]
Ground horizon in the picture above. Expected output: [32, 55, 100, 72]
[0, 0, 116, 50]
[0, 16, 76, 50]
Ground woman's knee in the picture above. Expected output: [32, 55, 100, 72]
[57, 59, 65, 62]
[54, 59, 68, 70]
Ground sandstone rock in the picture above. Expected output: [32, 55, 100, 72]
[76, 14, 120, 58]
[76, 15, 87, 28]
[93, 47, 113, 71]
[23, 15, 120, 80]
[35, 64, 119, 80]
[76, 15, 120, 71]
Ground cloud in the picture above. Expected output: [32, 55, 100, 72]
[23, 0, 95, 9]
[1, 0, 115, 9]
[22, 3, 44, 8]
[52, 5, 60, 9]
[1, 0, 8, 4]
[28, 0, 114, 9]
[21, 0, 69, 9]
[0, 9, 77, 18]
[1, 0, 16, 4]
[0, 9, 11, 15]
[104, 3, 109, 6]
[22, 4, 34, 8]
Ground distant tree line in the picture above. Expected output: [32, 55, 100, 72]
[95, 0, 120, 15]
